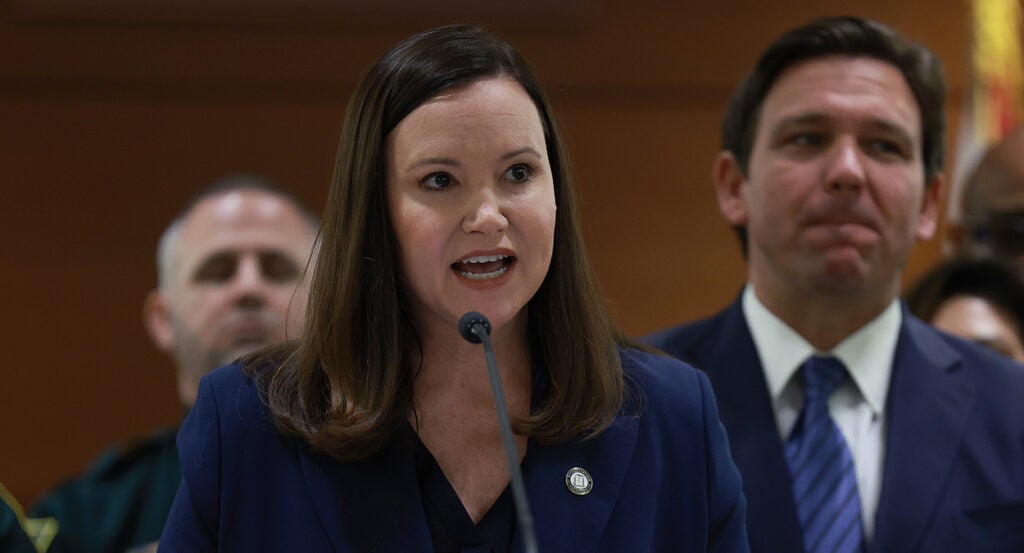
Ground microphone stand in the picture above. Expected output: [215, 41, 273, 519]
[460, 312, 539, 553]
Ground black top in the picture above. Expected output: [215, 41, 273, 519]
[413, 437, 516, 553]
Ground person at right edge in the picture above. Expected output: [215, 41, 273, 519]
[645, 16, 1024, 553]
[158, 24, 748, 552]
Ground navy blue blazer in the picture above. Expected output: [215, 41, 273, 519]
[644, 299, 1024, 553]
[158, 347, 749, 552]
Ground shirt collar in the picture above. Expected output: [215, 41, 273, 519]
[742, 285, 899, 416]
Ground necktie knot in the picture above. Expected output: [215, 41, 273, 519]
[802, 355, 847, 404]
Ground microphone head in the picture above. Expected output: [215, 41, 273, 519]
[458, 311, 491, 344]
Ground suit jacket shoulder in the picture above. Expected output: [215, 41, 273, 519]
[619, 345, 714, 416]
[643, 302, 745, 374]
[611, 347, 750, 553]
[877, 313, 1024, 552]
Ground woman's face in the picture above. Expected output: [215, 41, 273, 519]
[931, 295, 1024, 362]
[385, 76, 556, 337]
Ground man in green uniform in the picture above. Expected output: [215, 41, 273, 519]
[3, 481, 48, 553]
[30, 174, 318, 553]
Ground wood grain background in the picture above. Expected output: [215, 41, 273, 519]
[0, 0, 968, 504]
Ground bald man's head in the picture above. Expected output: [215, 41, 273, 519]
[145, 178, 318, 408]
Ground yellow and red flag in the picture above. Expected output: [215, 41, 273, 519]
[949, 0, 1024, 222]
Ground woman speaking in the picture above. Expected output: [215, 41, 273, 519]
[159, 24, 748, 553]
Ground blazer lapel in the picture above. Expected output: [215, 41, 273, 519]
[523, 409, 638, 552]
[871, 314, 976, 553]
[690, 300, 803, 553]
[298, 437, 432, 553]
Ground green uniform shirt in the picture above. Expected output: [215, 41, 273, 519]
[30, 428, 181, 553]
[2, 482, 39, 553]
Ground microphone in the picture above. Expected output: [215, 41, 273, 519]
[458, 312, 539, 553]
[458, 311, 491, 344]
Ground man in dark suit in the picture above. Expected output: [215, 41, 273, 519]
[30, 175, 318, 553]
[645, 16, 1024, 553]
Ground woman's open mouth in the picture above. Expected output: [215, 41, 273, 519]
[452, 254, 515, 280]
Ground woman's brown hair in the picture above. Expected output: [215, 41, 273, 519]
[253, 24, 631, 461]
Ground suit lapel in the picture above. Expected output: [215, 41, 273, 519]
[871, 314, 976, 553]
[298, 436, 432, 553]
[523, 409, 639, 552]
[689, 301, 803, 553]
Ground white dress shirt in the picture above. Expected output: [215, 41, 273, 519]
[742, 285, 899, 542]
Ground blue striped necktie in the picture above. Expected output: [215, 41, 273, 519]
[784, 356, 865, 553]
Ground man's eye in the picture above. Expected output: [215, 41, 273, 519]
[261, 253, 300, 283]
[869, 139, 907, 157]
[789, 133, 823, 146]
[193, 255, 236, 284]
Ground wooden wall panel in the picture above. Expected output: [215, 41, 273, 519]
[558, 101, 749, 333]
[0, 0, 969, 504]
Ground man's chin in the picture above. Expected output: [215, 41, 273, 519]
[219, 341, 272, 366]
